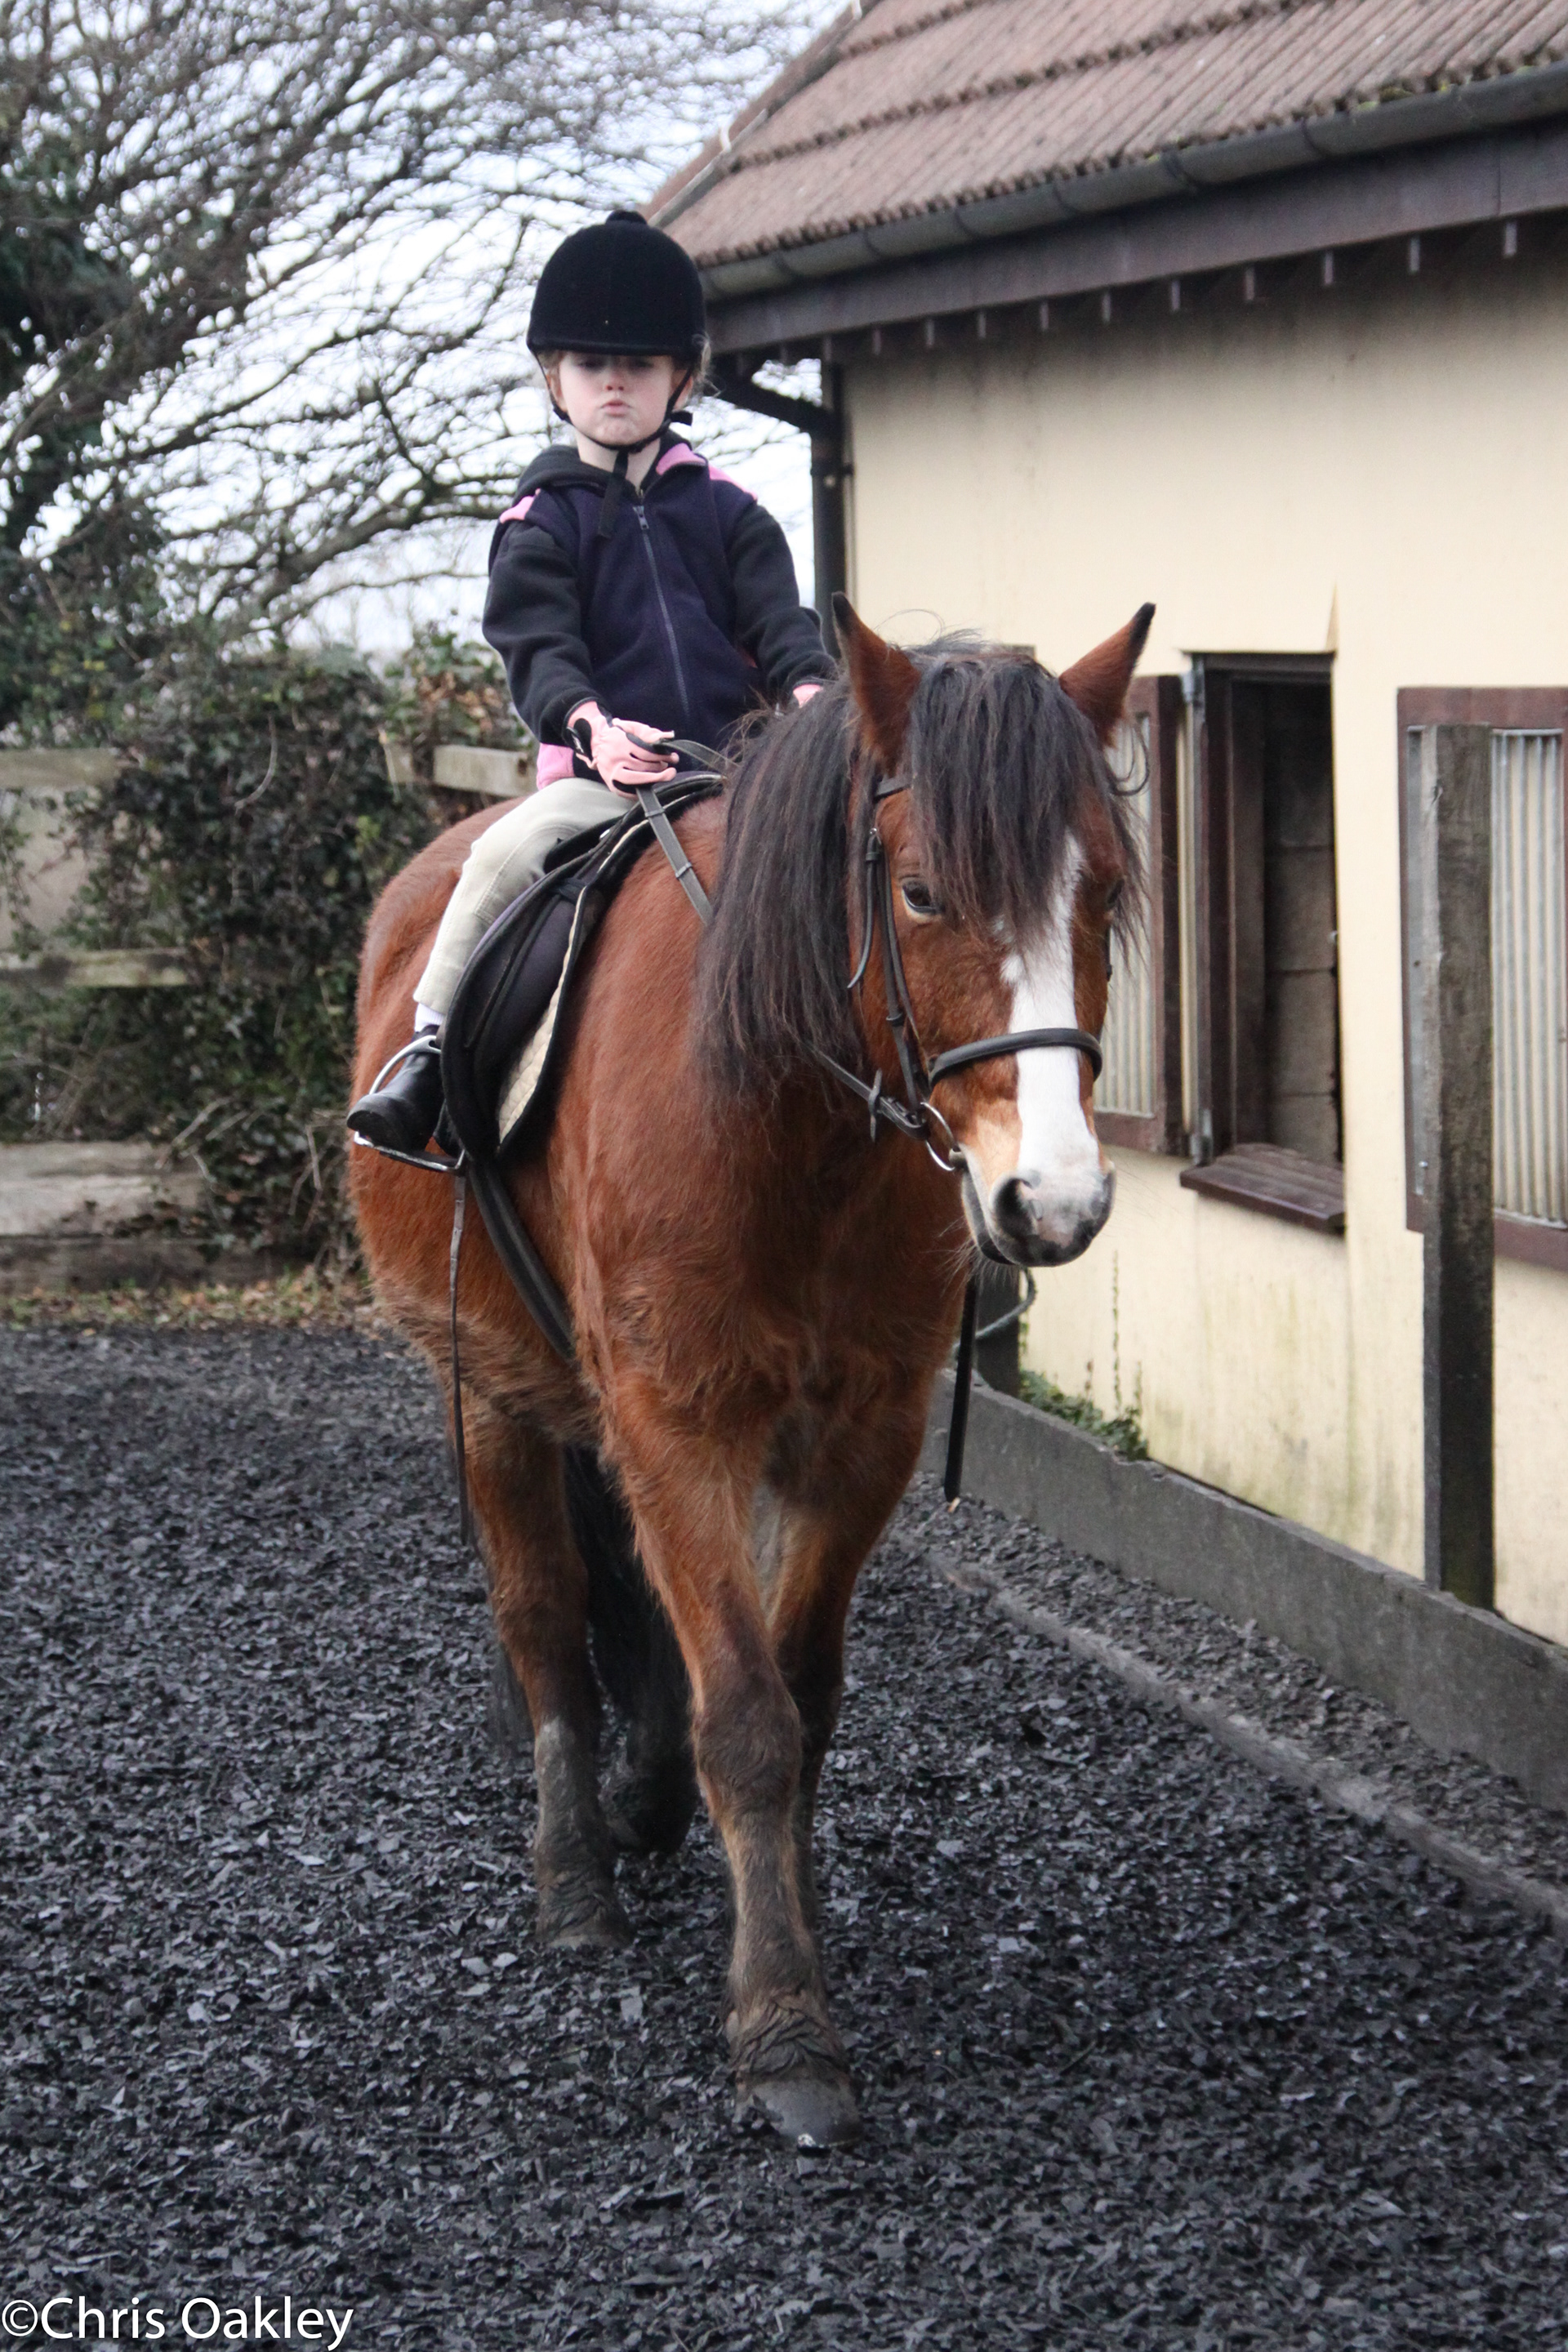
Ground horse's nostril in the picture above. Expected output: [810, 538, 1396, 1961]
[993, 1177, 1034, 1234]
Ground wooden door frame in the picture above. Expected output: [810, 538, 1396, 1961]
[1097, 674, 1184, 1155]
[1398, 686, 1568, 1274]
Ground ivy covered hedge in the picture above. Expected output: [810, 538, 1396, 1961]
[2, 640, 474, 1264]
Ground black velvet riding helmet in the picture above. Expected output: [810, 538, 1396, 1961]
[526, 210, 706, 360]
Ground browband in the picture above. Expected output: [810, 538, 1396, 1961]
[928, 1029, 1103, 1085]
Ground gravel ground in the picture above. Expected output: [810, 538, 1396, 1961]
[2, 1325, 1567, 2352]
[917, 1481, 1568, 1895]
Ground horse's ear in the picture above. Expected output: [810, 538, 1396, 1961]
[832, 593, 920, 773]
[1058, 603, 1156, 743]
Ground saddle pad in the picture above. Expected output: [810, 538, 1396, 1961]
[440, 777, 721, 1166]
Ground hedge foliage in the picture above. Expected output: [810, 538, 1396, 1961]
[383, 626, 523, 782]
[0, 502, 173, 747]
[2, 639, 462, 1263]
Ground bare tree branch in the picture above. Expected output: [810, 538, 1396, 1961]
[1, 0, 822, 624]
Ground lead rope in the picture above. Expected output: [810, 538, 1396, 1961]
[448, 1165, 472, 1554]
[636, 782, 974, 1503]
[638, 778, 969, 1499]
[864, 811, 979, 1507]
[943, 1273, 981, 1507]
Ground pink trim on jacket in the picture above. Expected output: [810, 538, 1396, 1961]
[536, 742, 576, 786]
[654, 443, 747, 494]
[498, 491, 537, 524]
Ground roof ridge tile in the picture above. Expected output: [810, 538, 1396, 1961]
[841, 0, 1310, 74]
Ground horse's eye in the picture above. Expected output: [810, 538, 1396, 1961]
[900, 878, 941, 920]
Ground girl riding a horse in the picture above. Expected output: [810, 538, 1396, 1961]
[347, 209, 832, 1155]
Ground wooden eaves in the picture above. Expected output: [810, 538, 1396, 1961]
[653, 63, 1568, 360]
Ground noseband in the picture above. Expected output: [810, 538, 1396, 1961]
[809, 775, 1104, 1172]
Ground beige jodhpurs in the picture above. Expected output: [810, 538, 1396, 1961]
[412, 778, 627, 1020]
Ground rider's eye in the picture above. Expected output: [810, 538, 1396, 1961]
[901, 878, 941, 920]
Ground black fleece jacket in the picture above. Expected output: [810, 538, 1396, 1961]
[482, 434, 832, 754]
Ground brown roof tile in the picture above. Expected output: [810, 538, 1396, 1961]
[653, 0, 1568, 265]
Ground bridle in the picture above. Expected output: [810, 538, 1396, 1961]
[637, 760, 1104, 1174]
[802, 768, 1108, 1506]
[807, 773, 1105, 1174]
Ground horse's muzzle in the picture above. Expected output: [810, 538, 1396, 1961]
[962, 1164, 1116, 1268]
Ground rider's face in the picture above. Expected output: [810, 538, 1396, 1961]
[552, 352, 688, 451]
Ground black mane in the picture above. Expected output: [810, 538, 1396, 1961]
[697, 637, 1142, 1091]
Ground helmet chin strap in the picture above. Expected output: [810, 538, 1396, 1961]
[558, 376, 693, 541]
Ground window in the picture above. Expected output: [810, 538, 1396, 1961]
[1400, 689, 1568, 1272]
[1095, 676, 1183, 1154]
[1180, 657, 1347, 1233]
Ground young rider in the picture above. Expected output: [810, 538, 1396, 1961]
[348, 210, 832, 1155]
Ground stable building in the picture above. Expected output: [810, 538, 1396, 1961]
[653, 1, 1568, 1646]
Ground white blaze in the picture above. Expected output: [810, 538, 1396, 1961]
[960, 851, 1111, 1258]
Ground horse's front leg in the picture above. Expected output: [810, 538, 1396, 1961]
[465, 1404, 629, 1948]
[612, 1404, 859, 2146]
[768, 1386, 932, 1927]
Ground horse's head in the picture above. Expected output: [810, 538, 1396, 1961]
[837, 598, 1152, 1268]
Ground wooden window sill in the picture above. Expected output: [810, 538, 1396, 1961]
[1180, 1143, 1346, 1233]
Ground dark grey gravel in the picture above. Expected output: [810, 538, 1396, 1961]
[2, 1325, 1567, 2351]
[914, 1476, 1568, 1895]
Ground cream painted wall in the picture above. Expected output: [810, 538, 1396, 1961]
[844, 256, 1568, 1646]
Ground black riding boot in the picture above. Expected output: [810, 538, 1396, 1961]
[346, 1035, 446, 1156]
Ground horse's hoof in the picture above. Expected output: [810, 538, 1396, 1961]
[729, 2002, 860, 2146]
[536, 1875, 631, 1950]
[739, 2066, 861, 2149]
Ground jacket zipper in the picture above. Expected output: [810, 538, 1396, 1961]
[631, 488, 693, 735]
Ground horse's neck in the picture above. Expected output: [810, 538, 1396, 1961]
[755, 1056, 966, 1286]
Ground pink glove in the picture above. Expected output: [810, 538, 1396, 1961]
[567, 701, 677, 793]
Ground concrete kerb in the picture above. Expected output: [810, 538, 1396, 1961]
[920, 1376, 1568, 1822]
